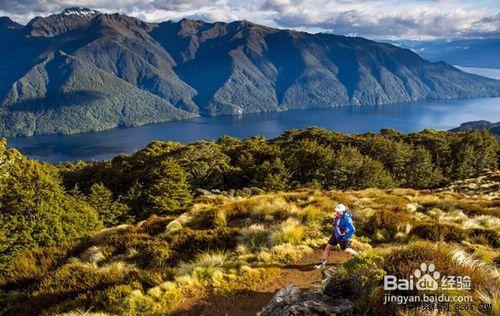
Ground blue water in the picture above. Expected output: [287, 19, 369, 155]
[7, 97, 500, 162]
[455, 66, 500, 80]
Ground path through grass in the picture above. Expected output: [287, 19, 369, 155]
[174, 248, 350, 315]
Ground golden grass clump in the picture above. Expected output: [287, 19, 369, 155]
[177, 251, 229, 277]
[270, 243, 313, 263]
[165, 220, 183, 234]
[269, 218, 306, 245]
[296, 205, 324, 224]
[238, 224, 271, 250]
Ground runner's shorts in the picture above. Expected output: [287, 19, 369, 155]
[328, 235, 350, 250]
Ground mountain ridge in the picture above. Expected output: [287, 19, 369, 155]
[450, 120, 500, 136]
[1, 7, 500, 137]
[393, 38, 500, 69]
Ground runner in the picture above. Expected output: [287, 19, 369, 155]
[315, 203, 356, 269]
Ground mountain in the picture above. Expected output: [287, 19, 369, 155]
[0, 51, 192, 137]
[0, 16, 22, 30]
[1, 8, 500, 137]
[392, 38, 500, 69]
[450, 120, 500, 136]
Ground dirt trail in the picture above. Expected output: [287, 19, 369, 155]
[173, 249, 349, 316]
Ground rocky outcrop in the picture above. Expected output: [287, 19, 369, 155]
[260, 285, 354, 316]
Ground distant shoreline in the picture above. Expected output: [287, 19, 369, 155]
[455, 65, 500, 80]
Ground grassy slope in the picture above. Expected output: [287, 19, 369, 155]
[0, 172, 499, 315]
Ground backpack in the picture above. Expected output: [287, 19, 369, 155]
[344, 210, 355, 224]
[333, 210, 355, 227]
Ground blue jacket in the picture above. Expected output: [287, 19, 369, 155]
[333, 212, 355, 240]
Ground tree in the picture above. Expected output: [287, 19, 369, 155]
[0, 142, 102, 263]
[87, 183, 131, 227]
[260, 159, 290, 191]
[327, 146, 394, 189]
[282, 139, 335, 187]
[224, 136, 287, 190]
[173, 141, 233, 190]
[404, 146, 443, 188]
[358, 135, 412, 185]
[144, 158, 192, 217]
[452, 130, 498, 179]
[405, 129, 452, 179]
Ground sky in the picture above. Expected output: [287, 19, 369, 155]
[0, 0, 499, 40]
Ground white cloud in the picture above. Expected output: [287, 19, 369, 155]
[0, 0, 498, 39]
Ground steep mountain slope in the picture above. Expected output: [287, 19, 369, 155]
[150, 20, 500, 115]
[1, 8, 499, 137]
[0, 52, 194, 137]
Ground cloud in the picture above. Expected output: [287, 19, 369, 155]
[272, 6, 500, 39]
[0, 0, 498, 40]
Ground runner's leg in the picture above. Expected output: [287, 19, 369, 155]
[322, 243, 332, 261]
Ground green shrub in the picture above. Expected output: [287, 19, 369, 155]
[0, 148, 102, 263]
[324, 254, 385, 313]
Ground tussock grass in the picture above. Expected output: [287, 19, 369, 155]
[270, 243, 313, 263]
[269, 218, 306, 245]
[296, 205, 324, 224]
[238, 224, 271, 250]
[165, 220, 183, 234]
[178, 251, 229, 277]
[2, 180, 499, 315]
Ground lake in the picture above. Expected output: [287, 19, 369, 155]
[455, 66, 500, 80]
[6, 97, 500, 162]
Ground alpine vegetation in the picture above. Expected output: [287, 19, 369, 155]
[0, 128, 499, 314]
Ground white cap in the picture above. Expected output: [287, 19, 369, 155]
[335, 204, 347, 213]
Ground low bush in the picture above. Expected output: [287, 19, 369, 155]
[0, 239, 91, 290]
[324, 253, 385, 313]
[411, 222, 468, 243]
[362, 207, 414, 242]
